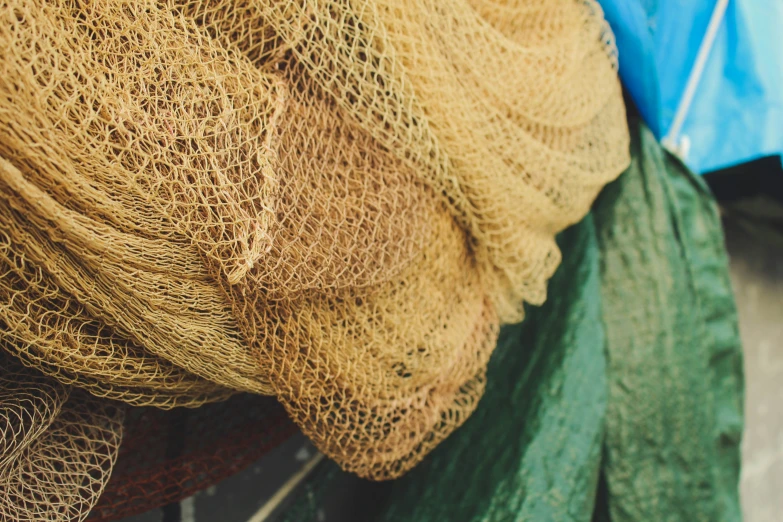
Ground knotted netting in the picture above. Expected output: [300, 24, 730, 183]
[0, 353, 124, 522]
[0, 0, 629, 516]
[244, 0, 631, 321]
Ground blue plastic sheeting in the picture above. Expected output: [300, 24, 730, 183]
[598, 0, 783, 174]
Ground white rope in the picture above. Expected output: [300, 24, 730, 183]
[662, 0, 729, 159]
[247, 452, 325, 522]
[180, 495, 196, 522]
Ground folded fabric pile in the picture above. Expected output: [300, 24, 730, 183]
[0, 0, 629, 518]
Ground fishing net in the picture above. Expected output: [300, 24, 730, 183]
[0, 156, 255, 402]
[87, 394, 297, 522]
[0, 0, 276, 396]
[233, 197, 499, 480]
[247, 0, 631, 321]
[0, 355, 124, 522]
[181, 0, 628, 479]
[0, 354, 70, 472]
[0, 0, 629, 489]
[0, 194, 232, 409]
[0, 352, 296, 522]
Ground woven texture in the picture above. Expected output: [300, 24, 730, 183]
[0, 0, 629, 493]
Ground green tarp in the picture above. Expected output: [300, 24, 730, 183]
[274, 112, 744, 522]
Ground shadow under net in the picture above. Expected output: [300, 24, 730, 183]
[87, 393, 298, 522]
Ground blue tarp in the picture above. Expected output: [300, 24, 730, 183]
[598, 0, 783, 174]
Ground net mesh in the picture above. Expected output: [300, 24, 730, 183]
[87, 394, 297, 522]
[0, 201, 233, 409]
[0, 353, 70, 472]
[0, 156, 262, 399]
[0, 355, 124, 522]
[249, 0, 630, 321]
[233, 192, 498, 479]
[0, 0, 629, 497]
[0, 0, 274, 396]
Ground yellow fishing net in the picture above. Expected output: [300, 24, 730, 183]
[252, 0, 631, 321]
[0, 353, 124, 522]
[0, 354, 71, 472]
[0, 0, 629, 514]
